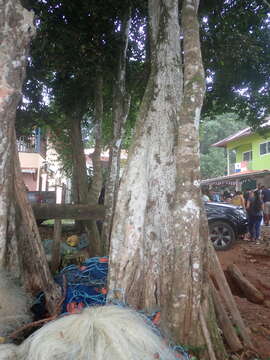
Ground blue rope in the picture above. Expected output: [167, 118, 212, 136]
[55, 257, 108, 313]
[173, 346, 190, 360]
[54, 257, 190, 359]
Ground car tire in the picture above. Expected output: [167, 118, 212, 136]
[208, 221, 236, 250]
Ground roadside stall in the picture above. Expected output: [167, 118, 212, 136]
[201, 170, 270, 198]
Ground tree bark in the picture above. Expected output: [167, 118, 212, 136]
[70, 115, 101, 255]
[102, 10, 131, 253]
[70, 116, 89, 204]
[165, 0, 209, 346]
[0, 0, 33, 269]
[88, 72, 103, 205]
[108, 0, 182, 308]
[50, 219, 62, 274]
[108, 0, 226, 357]
[13, 144, 61, 313]
[0, 0, 61, 314]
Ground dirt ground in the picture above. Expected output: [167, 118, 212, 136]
[218, 225, 270, 359]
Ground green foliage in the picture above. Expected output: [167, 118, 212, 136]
[200, 113, 247, 154]
[16, 0, 147, 174]
[16, 0, 270, 177]
[48, 115, 73, 178]
[200, 0, 270, 125]
[200, 113, 247, 179]
[200, 148, 227, 179]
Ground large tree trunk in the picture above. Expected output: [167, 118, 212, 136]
[70, 116, 89, 203]
[0, 0, 61, 314]
[0, 0, 31, 269]
[108, 0, 182, 320]
[88, 73, 103, 205]
[102, 10, 131, 252]
[108, 0, 225, 357]
[70, 115, 101, 255]
[13, 140, 62, 313]
[164, 0, 221, 348]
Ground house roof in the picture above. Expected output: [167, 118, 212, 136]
[211, 127, 251, 147]
[211, 118, 270, 148]
[201, 169, 270, 186]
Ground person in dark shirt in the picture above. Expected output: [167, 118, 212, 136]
[246, 190, 264, 241]
[262, 186, 270, 226]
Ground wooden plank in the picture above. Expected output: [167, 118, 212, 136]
[210, 247, 253, 349]
[199, 305, 217, 360]
[50, 220, 62, 273]
[227, 264, 264, 304]
[210, 280, 243, 352]
[32, 204, 105, 220]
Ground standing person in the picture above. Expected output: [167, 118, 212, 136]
[231, 191, 246, 209]
[223, 191, 233, 203]
[223, 190, 230, 200]
[246, 190, 264, 241]
[202, 189, 210, 202]
[262, 185, 270, 226]
[243, 190, 251, 208]
[209, 189, 220, 202]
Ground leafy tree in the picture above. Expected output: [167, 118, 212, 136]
[200, 148, 227, 179]
[200, 0, 270, 124]
[16, 1, 148, 205]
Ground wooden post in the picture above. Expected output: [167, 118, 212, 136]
[227, 148, 230, 175]
[210, 280, 243, 352]
[51, 220, 62, 274]
[210, 247, 253, 349]
[199, 304, 218, 360]
[227, 264, 264, 304]
[32, 204, 105, 220]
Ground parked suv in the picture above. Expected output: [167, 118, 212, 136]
[205, 202, 248, 250]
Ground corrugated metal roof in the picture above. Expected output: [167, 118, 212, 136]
[211, 118, 270, 148]
[211, 127, 251, 147]
[201, 169, 270, 185]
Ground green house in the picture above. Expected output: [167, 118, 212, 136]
[212, 121, 270, 175]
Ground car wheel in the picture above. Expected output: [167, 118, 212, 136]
[208, 221, 236, 250]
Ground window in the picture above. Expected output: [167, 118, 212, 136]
[243, 151, 252, 162]
[260, 141, 270, 155]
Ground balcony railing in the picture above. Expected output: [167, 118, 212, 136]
[17, 131, 46, 158]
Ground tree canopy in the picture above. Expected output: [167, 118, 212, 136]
[17, 0, 270, 143]
[200, 0, 270, 124]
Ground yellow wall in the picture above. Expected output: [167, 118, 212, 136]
[227, 131, 270, 171]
